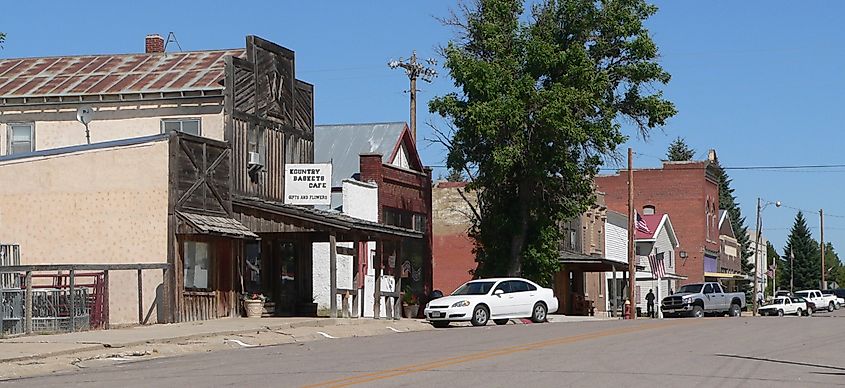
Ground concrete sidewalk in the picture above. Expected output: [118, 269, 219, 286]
[0, 317, 420, 364]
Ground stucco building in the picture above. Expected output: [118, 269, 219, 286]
[431, 181, 477, 294]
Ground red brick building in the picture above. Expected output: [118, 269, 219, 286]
[431, 182, 477, 294]
[595, 155, 721, 285]
[315, 122, 433, 302]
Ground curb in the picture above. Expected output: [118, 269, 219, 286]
[0, 318, 382, 364]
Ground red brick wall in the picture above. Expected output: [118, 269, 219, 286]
[595, 162, 720, 284]
[359, 153, 433, 292]
[432, 233, 476, 294]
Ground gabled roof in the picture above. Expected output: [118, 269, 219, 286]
[635, 213, 680, 247]
[719, 209, 736, 239]
[0, 49, 245, 99]
[314, 122, 423, 187]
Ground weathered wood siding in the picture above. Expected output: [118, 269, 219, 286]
[225, 35, 314, 203]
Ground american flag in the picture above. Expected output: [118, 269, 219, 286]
[766, 263, 776, 279]
[648, 254, 666, 279]
[636, 212, 651, 234]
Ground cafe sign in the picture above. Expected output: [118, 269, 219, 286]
[284, 163, 332, 205]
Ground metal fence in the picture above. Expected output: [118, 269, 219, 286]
[0, 263, 170, 337]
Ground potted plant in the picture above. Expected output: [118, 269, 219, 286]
[243, 293, 266, 318]
[402, 289, 419, 318]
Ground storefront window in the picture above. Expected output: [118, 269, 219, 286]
[184, 241, 211, 290]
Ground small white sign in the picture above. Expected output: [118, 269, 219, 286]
[284, 163, 332, 205]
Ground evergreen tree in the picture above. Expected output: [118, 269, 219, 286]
[765, 241, 779, 295]
[666, 137, 694, 161]
[823, 242, 845, 288]
[779, 211, 820, 290]
[712, 160, 753, 278]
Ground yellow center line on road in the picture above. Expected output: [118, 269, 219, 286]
[302, 319, 704, 388]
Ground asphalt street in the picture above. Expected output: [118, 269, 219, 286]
[3, 309, 844, 387]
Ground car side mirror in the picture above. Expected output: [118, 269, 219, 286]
[493, 289, 504, 296]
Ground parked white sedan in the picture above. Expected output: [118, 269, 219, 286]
[424, 278, 559, 328]
[758, 296, 809, 317]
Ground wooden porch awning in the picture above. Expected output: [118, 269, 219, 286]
[176, 211, 258, 239]
[232, 195, 423, 240]
[559, 250, 642, 272]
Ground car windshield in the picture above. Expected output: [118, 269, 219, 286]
[795, 291, 810, 298]
[452, 281, 495, 296]
[676, 284, 703, 294]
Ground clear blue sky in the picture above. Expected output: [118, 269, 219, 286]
[2, 1, 844, 256]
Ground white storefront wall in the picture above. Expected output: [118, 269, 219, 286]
[311, 179, 396, 317]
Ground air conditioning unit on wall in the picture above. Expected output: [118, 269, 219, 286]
[248, 151, 263, 171]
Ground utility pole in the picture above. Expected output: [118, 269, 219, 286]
[753, 198, 762, 316]
[388, 51, 438, 141]
[820, 208, 825, 290]
[627, 148, 636, 320]
[790, 249, 794, 293]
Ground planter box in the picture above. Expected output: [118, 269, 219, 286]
[244, 300, 264, 318]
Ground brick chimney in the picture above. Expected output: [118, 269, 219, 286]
[145, 34, 165, 53]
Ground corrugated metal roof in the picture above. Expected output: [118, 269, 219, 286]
[177, 211, 258, 239]
[0, 49, 245, 98]
[314, 122, 407, 188]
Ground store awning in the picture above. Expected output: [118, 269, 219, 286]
[559, 251, 642, 272]
[704, 272, 747, 280]
[177, 211, 258, 239]
[633, 271, 687, 281]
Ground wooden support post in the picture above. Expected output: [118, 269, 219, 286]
[103, 270, 110, 329]
[611, 265, 617, 318]
[329, 233, 338, 318]
[25, 271, 32, 334]
[342, 291, 350, 318]
[352, 239, 360, 318]
[137, 268, 143, 325]
[69, 269, 76, 332]
[374, 240, 382, 320]
[394, 242, 402, 320]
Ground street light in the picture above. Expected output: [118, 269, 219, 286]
[753, 198, 781, 316]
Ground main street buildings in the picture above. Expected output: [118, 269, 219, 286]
[0, 35, 423, 327]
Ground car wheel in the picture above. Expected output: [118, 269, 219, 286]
[692, 305, 704, 318]
[729, 304, 741, 317]
[494, 319, 509, 326]
[471, 305, 489, 326]
[431, 321, 450, 328]
[531, 302, 548, 323]
[777, 309, 784, 317]
[829, 302, 836, 312]
[797, 308, 803, 317]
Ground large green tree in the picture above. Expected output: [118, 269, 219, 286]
[666, 137, 694, 161]
[430, 0, 675, 284]
[779, 211, 821, 290]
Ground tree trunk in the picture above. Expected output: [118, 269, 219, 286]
[508, 181, 531, 276]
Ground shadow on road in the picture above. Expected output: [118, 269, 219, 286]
[715, 353, 845, 372]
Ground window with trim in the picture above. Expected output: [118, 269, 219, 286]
[161, 118, 201, 136]
[7, 123, 34, 155]
[183, 241, 211, 290]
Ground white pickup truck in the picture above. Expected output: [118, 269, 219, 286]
[661, 282, 746, 318]
[795, 290, 838, 312]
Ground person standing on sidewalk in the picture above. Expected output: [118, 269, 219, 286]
[645, 289, 656, 318]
